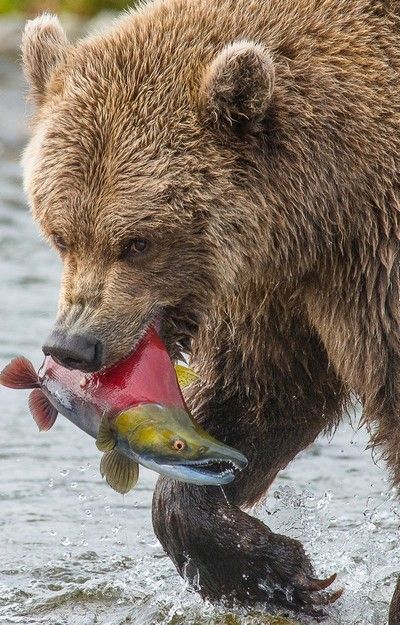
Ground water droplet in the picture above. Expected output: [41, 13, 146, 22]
[60, 536, 70, 546]
[70, 482, 77, 489]
[60, 469, 69, 477]
[78, 493, 86, 501]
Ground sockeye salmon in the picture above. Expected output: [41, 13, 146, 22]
[0, 325, 247, 493]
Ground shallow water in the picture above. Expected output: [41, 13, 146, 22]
[0, 52, 399, 625]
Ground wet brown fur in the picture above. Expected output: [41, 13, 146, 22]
[22, 0, 400, 620]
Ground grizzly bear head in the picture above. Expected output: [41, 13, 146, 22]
[22, 12, 276, 371]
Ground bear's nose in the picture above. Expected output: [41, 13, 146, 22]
[43, 330, 103, 372]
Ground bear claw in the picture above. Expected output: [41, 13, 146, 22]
[300, 572, 337, 592]
[259, 547, 342, 616]
[289, 576, 343, 615]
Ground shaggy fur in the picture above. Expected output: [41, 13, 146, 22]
[22, 0, 400, 620]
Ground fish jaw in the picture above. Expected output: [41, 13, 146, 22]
[134, 454, 247, 486]
[150, 440, 248, 485]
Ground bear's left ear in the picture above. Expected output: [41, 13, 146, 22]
[200, 40, 275, 131]
[22, 13, 69, 107]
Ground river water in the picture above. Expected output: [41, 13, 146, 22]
[0, 44, 399, 625]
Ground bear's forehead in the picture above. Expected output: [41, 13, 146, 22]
[28, 133, 194, 247]
[29, 35, 221, 209]
[26, 102, 215, 239]
[30, 119, 186, 217]
[32, 104, 208, 201]
[33, 31, 208, 191]
[25, 8, 234, 235]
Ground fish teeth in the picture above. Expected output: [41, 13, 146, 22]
[185, 459, 236, 475]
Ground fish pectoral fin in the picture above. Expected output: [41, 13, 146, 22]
[96, 416, 116, 452]
[175, 364, 200, 389]
[100, 450, 139, 494]
[28, 389, 58, 431]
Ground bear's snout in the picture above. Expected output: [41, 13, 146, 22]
[43, 329, 103, 372]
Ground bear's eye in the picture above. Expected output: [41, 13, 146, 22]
[172, 438, 187, 452]
[122, 238, 150, 259]
[51, 234, 68, 253]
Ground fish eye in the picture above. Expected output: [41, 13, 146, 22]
[172, 438, 187, 452]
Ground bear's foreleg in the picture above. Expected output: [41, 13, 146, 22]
[152, 311, 343, 616]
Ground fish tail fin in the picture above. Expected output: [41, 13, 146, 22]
[0, 356, 38, 389]
[29, 389, 58, 431]
[100, 450, 139, 494]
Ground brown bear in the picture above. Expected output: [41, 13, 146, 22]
[21, 0, 400, 621]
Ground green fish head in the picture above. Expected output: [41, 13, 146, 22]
[112, 404, 248, 485]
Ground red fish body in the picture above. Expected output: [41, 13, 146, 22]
[1, 325, 187, 436]
[85, 326, 187, 412]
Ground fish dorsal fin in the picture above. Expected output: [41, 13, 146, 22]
[175, 364, 200, 389]
[0, 356, 38, 389]
[96, 416, 116, 452]
[100, 450, 139, 494]
[28, 389, 58, 431]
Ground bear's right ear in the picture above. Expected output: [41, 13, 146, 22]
[22, 14, 69, 107]
[200, 40, 275, 132]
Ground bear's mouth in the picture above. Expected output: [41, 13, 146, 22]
[100, 303, 194, 375]
[98, 309, 163, 374]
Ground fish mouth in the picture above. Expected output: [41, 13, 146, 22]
[138, 451, 248, 486]
[173, 456, 247, 485]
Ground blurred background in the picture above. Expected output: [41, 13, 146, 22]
[0, 0, 130, 16]
[0, 2, 399, 624]
[0, 0, 135, 59]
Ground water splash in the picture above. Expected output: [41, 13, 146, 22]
[253, 483, 400, 625]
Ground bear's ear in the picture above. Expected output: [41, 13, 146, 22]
[201, 40, 275, 131]
[22, 14, 69, 107]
